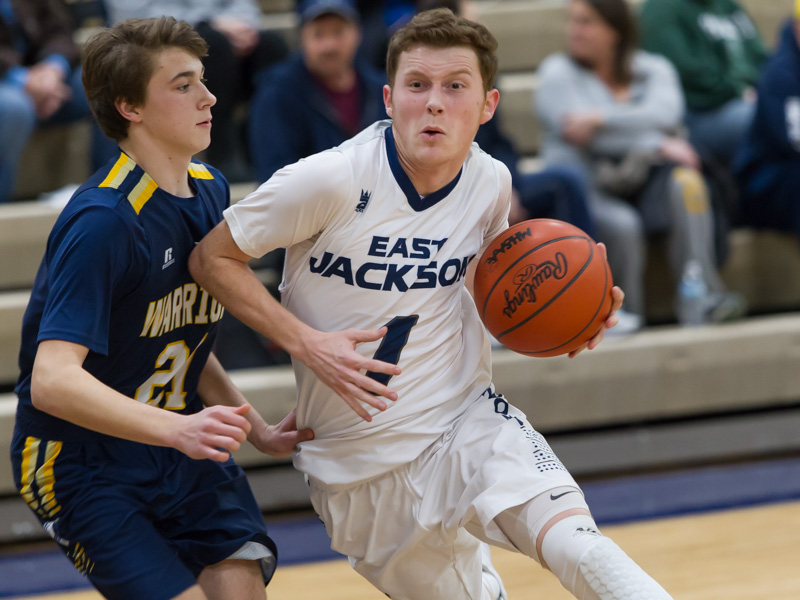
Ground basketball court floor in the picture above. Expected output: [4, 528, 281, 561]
[3, 455, 800, 599]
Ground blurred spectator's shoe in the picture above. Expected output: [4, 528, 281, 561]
[606, 309, 643, 336]
[707, 291, 747, 323]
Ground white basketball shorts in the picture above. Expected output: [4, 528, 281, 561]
[307, 387, 579, 600]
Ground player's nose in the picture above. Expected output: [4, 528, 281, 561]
[426, 87, 445, 114]
[200, 83, 216, 108]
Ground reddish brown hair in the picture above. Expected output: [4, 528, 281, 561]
[386, 8, 498, 93]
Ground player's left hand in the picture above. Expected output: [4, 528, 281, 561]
[251, 408, 315, 458]
[568, 243, 624, 358]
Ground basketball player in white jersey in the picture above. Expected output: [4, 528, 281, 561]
[190, 8, 673, 600]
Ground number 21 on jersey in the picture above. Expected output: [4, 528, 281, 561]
[135, 334, 208, 409]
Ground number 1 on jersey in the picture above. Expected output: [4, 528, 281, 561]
[366, 315, 419, 386]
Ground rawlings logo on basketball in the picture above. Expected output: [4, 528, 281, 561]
[473, 219, 613, 357]
[502, 252, 568, 318]
[485, 227, 532, 269]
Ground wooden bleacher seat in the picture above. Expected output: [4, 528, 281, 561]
[495, 72, 539, 155]
[0, 203, 60, 290]
[258, 0, 295, 13]
[0, 292, 28, 385]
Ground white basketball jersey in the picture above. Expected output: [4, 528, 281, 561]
[225, 120, 512, 485]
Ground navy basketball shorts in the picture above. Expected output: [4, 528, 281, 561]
[10, 430, 276, 600]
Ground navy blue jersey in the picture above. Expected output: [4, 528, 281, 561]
[15, 152, 229, 441]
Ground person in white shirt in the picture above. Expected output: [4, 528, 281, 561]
[190, 8, 673, 600]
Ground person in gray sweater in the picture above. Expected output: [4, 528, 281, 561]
[536, 0, 744, 327]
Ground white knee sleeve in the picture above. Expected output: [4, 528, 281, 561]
[495, 488, 673, 600]
[541, 515, 673, 600]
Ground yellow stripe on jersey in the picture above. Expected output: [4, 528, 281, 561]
[36, 440, 63, 517]
[188, 163, 214, 179]
[19, 436, 40, 511]
[99, 153, 136, 189]
[128, 174, 158, 214]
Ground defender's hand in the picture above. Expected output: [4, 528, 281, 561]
[251, 408, 314, 458]
[175, 404, 252, 462]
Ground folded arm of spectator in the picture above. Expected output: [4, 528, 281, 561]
[537, 53, 683, 157]
[249, 69, 314, 181]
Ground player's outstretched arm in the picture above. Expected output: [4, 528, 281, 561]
[568, 243, 625, 358]
[31, 339, 252, 461]
[198, 352, 314, 456]
[189, 222, 401, 421]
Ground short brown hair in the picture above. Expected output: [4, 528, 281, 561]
[82, 17, 207, 141]
[386, 8, 498, 93]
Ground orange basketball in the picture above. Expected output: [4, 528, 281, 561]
[473, 219, 613, 357]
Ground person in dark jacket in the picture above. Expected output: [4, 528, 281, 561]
[248, 0, 386, 182]
[0, 0, 114, 202]
[733, 11, 800, 236]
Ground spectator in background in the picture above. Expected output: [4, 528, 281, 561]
[537, 0, 745, 327]
[639, 0, 768, 167]
[355, 0, 415, 71]
[105, 0, 289, 181]
[357, 0, 476, 71]
[0, 0, 115, 203]
[435, 0, 596, 237]
[248, 0, 386, 182]
[476, 111, 595, 237]
[733, 4, 800, 238]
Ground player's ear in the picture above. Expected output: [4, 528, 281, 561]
[480, 88, 500, 125]
[383, 84, 393, 118]
[115, 98, 143, 124]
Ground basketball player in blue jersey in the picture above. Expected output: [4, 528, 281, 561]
[9, 17, 317, 600]
[191, 8, 674, 600]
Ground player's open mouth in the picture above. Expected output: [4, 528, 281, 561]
[421, 127, 444, 139]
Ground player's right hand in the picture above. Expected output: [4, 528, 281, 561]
[300, 327, 401, 422]
[175, 404, 252, 462]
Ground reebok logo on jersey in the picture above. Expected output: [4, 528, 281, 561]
[162, 247, 175, 270]
[355, 189, 371, 213]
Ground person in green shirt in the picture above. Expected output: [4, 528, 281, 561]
[639, 0, 768, 166]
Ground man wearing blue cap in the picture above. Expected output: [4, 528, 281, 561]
[248, 0, 387, 182]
